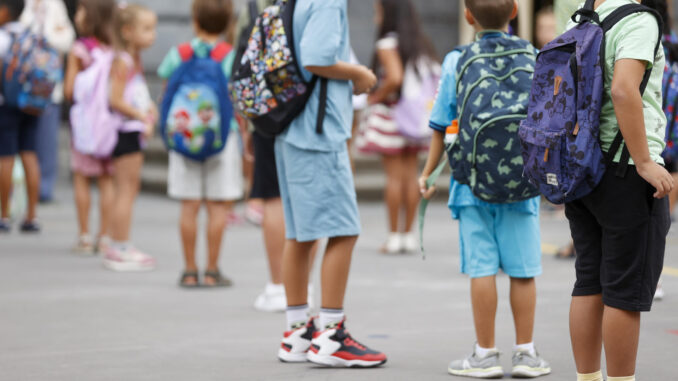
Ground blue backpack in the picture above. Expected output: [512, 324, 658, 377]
[160, 42, 234, 161]
[519, 0, 662, 204]
[1, 29, 62, 115]
[451, 33, 539, 203]
[661, 33, 678, 163]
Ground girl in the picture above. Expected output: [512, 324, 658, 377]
[102, 3, 158, 271]
[367, 0, 438, 254]
[64, 0, 116, 254]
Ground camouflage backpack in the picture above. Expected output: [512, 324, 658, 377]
[450, 32, 539, 203]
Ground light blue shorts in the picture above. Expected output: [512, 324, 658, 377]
[274, 139, 360, 242]
[458, 203, 542, 279]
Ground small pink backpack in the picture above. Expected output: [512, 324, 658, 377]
[70, 46, 121, 158]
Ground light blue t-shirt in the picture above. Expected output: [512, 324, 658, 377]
[429, 38, 540, 219]
[281, 0, 353, 152]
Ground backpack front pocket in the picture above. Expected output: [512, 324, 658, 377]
[519, 124, 568, 203]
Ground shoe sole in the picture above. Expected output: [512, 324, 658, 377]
[277, 348, 308, 363]
[448, 366, 504, 378]
[307, 351, 386, 368]
[103, 259, 155, 272]
[512, 366, 551, 378]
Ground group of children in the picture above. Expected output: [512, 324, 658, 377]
[0, 0, 670, 378]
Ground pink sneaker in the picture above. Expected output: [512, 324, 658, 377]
[103, 246, 156, 272]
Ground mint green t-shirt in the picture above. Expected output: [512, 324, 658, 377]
[569, 0, 667, 164]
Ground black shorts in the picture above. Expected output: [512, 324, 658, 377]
[112, 132, 142, 158]
[250, 131, 280, 199]
[0, 105, 39, 157]
[565, 163, 670, 312]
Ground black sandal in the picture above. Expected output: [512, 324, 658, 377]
[203, 270, 233, 288]
[179, 271, 200, 288]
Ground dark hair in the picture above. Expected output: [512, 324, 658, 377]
[0, 0, 24, 20]
[464, 0, 514, 30]
[642, 0, 678, 62]
[193, 0, 233, 35]
[374, 0, 438, 72]
[78, 0, 116, 45]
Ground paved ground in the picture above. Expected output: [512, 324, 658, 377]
[1, 182, 677, 381]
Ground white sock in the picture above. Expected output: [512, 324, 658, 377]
[576, 370, 603, 381]
[265, 282, 285, 294]
[607, 376, 635, 381]
[475, 343, 497, 358]
[285, 304, 309, 330]
[514, 342, 536, 356]
[319, 308, 344, 329]
[112, 241, 129, 251]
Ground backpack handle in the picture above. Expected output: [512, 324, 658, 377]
[572, 0, 600, 24]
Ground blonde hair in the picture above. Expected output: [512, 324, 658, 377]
[112, 3, 152, 50]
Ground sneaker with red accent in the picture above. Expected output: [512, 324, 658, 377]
[307, 319, 387, 368]
[278, 317, 317, 363]
[103, 246, 156, 272]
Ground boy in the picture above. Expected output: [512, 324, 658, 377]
[157, 0, 243, 287]
[0, 0, 42, 234]
[420, 0, 550, 378]
[564, 1, 672, 380]
[274, 0, 386, 368]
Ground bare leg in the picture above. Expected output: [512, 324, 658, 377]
[73, 173, 91, 236]
[321, 235, 358, 309]
[471, 276, 498, 348]
[510, 277, 536, 345]
[110, 153, 143, 242]
[205, 200, 231, 275]
[263, 197, 285, 284]
[570, 295, 604, 374]
[401, 151, 420, 232]
[603, 306, 640, 378]
[0, 156, 15, 219]
[283, 239, 316, 306]
[382, 154, 403, 233]
[180, 200, 201, 276]
[19, 151, 40, 221]
[97, 175, 114, 238]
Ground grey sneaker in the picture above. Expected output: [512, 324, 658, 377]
[511, 349, 551, 378]
[448, 346, 503, 379]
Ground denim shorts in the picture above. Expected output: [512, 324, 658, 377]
[0, 105, 39, 157]
[458, 199, 542, 279]
[274, 139, 360, 242]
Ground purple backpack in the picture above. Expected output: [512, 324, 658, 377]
[519, 0, 662, 204]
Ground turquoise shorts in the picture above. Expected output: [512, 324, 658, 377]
[458, 202, 542, 279]
[274, 139, 360, 242]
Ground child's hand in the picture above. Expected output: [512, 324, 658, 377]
[637, 160, 676, 198]
[419, 174, 436, 200]
[353, 65, 377, 95]
[143, 122, 155, 140]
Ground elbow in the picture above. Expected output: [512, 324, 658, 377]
[610, 84, 631, 105]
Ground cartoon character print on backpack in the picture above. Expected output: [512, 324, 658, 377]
[451, 34, 539, 203]
[165, 84, 222, 155]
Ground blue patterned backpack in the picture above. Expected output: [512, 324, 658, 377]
[451, 33, 539, 203]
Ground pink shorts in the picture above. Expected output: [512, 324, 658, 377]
[70, 148, 114, 177]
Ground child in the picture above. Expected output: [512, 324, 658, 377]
[564, 1, 672, 380]
[274, 0, 386, 368]
[158, 0, 243, 287]
[420, 0, 550, 378]
[102, 3, 158, 271]
[0, 0, 41, 234]
[63, 0, 116, 254]
[534, 5, 556, 50]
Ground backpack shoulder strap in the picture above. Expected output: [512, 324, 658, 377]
[248, 0, 259, 25]
[210, 42, 233, 62]
[177, 43, 194, 62]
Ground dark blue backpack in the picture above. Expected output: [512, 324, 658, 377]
[160, 42, 234, 161]
[519, 0, 662, 204]
[661, 33, 678, 163]
[451, 33, 539, 203]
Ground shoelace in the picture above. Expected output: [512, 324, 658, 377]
[342, 333, 367, 351]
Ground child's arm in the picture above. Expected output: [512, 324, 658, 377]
[419, 130, 445, 200]
[63, 51, 81, 103]
[611, 58, 675, 198]
[305, 62, 377, 95]
[109, 57, 147, 121]
[367, 47, 404, 105]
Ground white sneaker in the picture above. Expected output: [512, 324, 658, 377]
[655, 279, 665, 301]
[381, 233, 403, 254]
[278, 317, 317, 363]
[103, 246, 156, 272]
[254, 283, 287, 312]
[401, 231, 418, 253]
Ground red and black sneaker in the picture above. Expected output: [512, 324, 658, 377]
[278, 317, 317, 363]
[307, 319, 387, 368]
